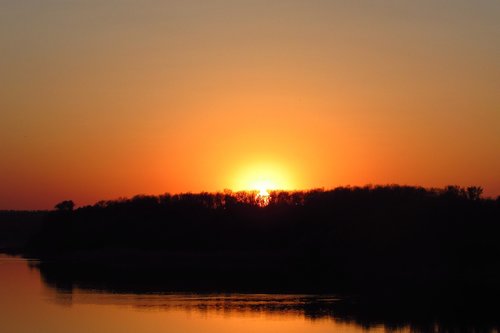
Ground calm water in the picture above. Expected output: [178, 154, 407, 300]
[0, 255, 497, 333]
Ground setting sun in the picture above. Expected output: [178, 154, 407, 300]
[255, 184, 271, 206]
[256, 183, 271, 197]
[232, 162, 295, 193]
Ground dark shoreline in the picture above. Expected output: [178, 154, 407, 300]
[26, 186, 500, 297]
[0, 210, 46, 254]
[3, 186, 500, 331]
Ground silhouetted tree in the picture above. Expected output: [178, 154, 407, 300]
[54, 200, 74, 212]
[466, 186, 483, 200]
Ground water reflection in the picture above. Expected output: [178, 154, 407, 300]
[0, 256, 499, 333]
[43, 290, 500, 333]
[49, 292, 342, 319]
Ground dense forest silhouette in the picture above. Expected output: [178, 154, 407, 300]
[23, 185, 500, 300]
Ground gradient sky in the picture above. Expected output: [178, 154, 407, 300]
[1, 0, 499, 209]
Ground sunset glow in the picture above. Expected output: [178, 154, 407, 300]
[0, 1, 499, 209]
[1, 2, 500, 331]
[233, 163, 294, 193]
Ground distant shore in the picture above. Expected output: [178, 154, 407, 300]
[0, 210, 46, 254]
[2, 186, 500, 300]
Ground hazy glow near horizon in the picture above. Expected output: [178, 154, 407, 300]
[233, 162, 295, 193]
[0, 0, 499, 209]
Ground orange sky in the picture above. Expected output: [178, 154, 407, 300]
[1, 1, 499, 209]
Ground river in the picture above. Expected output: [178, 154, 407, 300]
[0, 255, 497, 333]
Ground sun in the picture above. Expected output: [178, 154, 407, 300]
[258, 187, 270, 197]
[252, 180, 273, 206]
[253, 180, 274, 197]
[231, 162, 295, 197]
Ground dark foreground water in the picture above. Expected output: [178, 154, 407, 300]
[0, 255, 498, 333]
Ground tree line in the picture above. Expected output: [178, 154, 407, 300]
[28, 185, 500, 296]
